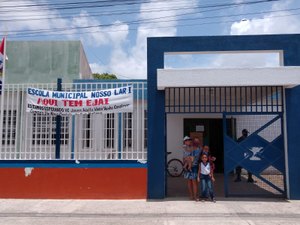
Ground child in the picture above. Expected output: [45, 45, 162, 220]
[201, 145, 216, 173]
[183, 155, 194, 172]
[197, 153, 216, 202]
[182, 136, 194, 171]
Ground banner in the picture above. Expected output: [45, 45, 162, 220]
[26, 86, 133, 114]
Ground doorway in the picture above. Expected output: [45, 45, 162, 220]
[166, 117, 226, 198]
[184, 118, 224, 173]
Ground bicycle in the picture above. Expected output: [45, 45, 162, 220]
[167, 152, 184, 177]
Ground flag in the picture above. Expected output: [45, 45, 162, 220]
[0, 37, 6, 94]
[0, 37, 5, 73]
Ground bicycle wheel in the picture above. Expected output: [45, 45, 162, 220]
[167, 159, 184, 177]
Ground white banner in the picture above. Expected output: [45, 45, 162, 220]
[26, 86, 133, 114]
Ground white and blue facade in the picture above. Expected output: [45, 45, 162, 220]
[1, 35, 300, 200]
[147, 34, 300, 200]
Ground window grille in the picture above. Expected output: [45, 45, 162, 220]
[31, 114, 69, 145]
[81, 114, 92, 148]
[2, 110, 16, 145]
[123, 112, 132, 148]
[105, 113, 115, 149]
[165, 86, 283, 113]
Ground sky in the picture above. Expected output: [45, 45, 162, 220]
[1, 0, 300, 79]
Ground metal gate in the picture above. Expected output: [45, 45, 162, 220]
[165, 86, 286, 198]
[223, 113, 286, 197]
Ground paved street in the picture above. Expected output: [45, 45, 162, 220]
[0, 198, 299, 224]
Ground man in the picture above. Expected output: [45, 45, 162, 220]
[234, 129, 254, 183]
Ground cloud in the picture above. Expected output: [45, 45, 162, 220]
[0, 1, 130, 76]
[0, 0, 130, 45]
[107, 21, 129, 45]
[211, 53, 280, 68]
[0, 0, 68, 37]
[89, 63, 107, 74]
[164, 52, 280, 69]
[231, 0, 300, 35]
[207, 0, 299, 68]
[71, 11, 110, 45]
[71, 11, 129, 47]
[1, 0, 200, 79]
[91, 0, 199, 79]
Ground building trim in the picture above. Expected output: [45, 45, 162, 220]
[0, 160, 147, 168]
[158, 67, 300, 90]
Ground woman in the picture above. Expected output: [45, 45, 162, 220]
[182, 136, 201, 201]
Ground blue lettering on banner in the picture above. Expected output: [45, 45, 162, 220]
[114, 87, 129, 95]
[91, 90, 111, 98]
[28, 88, 50, 97]
[52, 92, 88, 99]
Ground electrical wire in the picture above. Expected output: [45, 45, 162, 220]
[0, 0, 281, 36]
[0, 0, 291, 79]
[9, 9, 300, 39]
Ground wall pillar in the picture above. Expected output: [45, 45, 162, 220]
[285, 85, 300, 199]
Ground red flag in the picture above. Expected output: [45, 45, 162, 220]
[0, 37, 4, 54]
[0, 37, 5, 71]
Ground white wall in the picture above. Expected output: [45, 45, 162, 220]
[158, 67, 300, 90]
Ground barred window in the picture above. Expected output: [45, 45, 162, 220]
[2, 110, 17, 145]
[123, 112, 132, 148]
[105, 113, 115, 148]
[32, 114, 69, 145]
[81, 114, 92, 148]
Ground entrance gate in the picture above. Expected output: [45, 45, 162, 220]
[165, 86, 286, 198]
[223, 113, 286, 197]
[147, 34, 300, 200]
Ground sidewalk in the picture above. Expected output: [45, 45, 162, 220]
[0, 198, 300, 224]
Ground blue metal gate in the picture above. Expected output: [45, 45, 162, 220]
[164, 86, 286, 198]
[223, 113, 286, 197]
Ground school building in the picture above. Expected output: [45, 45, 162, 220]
[1, 34, 300, 200]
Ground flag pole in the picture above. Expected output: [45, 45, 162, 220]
[0, 36, 7, 148]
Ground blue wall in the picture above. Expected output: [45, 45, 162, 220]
[147, 34, 300, 199]
[285, 86, 300, 199]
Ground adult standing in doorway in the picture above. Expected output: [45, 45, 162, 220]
[192, 137, 202, 149]
[234, 129, 254, 183]
[182, 136, 201, 201]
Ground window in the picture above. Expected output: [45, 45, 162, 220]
[104, 113, 115, 148]
[32, 114, 69, 145]
[2, 110, 17, 145]
[82, 114, 92, 148]
[123, 112, 132, 148]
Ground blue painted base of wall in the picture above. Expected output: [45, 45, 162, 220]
[0, 160, 147, 168]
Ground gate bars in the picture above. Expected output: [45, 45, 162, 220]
[165, 86, 283, 113]
[223, 113, 286, 197]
